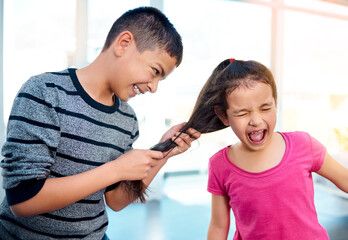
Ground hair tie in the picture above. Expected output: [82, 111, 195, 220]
[229, 58, 235, 63]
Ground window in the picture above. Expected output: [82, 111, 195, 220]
[2, 0, 348, 173]
[87, 0, 150, 62]
[3, 0, 75, 122]
[281, 7, 348, 155]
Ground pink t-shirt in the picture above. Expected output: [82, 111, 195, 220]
[207, 131, 329, 240]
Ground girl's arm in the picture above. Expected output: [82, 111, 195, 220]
[317, 152, 348, 193]
[208, 194, 231, 240]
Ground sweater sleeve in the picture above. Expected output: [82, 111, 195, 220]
[123, 105, 139, 154]
[0, 75, 61, 204]
[105, 101, 139, 192]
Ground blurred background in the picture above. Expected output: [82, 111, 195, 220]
[0, 0, 348, 239]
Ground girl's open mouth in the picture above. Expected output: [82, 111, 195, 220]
[248, 129, 266, 144]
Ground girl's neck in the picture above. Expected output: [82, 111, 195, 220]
[229, 132, 285, 173]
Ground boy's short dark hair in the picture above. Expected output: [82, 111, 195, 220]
[102, 6, 183, 66]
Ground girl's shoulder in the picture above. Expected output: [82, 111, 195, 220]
[210, 146, 230, 162]
[280, 131, 324, 153]
[280, 131, 311, 143]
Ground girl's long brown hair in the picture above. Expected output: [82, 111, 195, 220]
[126, 59, 277, 203]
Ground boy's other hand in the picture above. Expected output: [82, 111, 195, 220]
[160, 122, 201, 158]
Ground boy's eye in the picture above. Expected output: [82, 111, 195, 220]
[262, 108, 271, 111]
[153, 68, 160, 75]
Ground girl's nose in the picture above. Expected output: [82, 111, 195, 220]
[249, 113, 262, 126]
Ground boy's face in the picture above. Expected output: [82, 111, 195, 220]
[220, 82, 277, 152]
[111, 43, 177, 102]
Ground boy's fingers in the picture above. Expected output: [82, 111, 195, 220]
[174, 128, 200, 140]
[182, 133, 193, 145]
[186, 128, 201, 139]
[170, 122, 186, 133]
[173, 134, 191, 148]
[150, 159, 161, 168]
[148, 150, 165, 159]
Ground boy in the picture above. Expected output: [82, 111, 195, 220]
[0, 6, 199, 239]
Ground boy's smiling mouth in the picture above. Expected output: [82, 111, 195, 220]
[134, 85, 141, 95]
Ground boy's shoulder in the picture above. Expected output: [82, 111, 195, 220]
[17, 69, 74, 108]
[23, 69, 71, 90]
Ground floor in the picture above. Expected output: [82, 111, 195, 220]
[106, 174, 348, 240]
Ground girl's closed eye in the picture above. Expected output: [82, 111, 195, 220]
[261, 108, 271, 112]
[235, 112, 248, 117]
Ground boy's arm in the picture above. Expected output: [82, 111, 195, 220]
[104, 157, 168, 211]
[208, 194, 230, 240]
[316, 151, 348, 193]
[105, 123, 200, 210]
[10, 149, 163, 218]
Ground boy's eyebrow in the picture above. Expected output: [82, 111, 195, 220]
[159, 64, 166, 79]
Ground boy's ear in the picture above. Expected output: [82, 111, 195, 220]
[214, 106, 229, 126]
[113, 31, 134, 57]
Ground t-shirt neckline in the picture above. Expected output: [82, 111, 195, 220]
[68, 68, 120, 113]
[223, 132, 290, 178]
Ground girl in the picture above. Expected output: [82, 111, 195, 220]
[196, 59, 348, 239]
[151, 58, 348, 238]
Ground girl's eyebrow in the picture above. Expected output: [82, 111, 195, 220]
[260, 101, 273, 107]
[232, 101, 273, 114]
[232, 108, 249, 114]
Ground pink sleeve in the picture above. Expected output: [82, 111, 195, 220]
[309, 134, 327, 172]
[207, 157, 226, 196]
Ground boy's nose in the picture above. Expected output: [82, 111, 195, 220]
[148, 79, 159, 93]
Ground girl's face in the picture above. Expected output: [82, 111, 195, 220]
[219, 81, 277, 152]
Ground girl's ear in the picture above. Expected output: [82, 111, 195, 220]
[214, 106, 229, 126]
[113, 31, 134, 57]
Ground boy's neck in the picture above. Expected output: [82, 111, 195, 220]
[76, 59, 116, 106]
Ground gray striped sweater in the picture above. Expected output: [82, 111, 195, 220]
[0, 68, 139, 239]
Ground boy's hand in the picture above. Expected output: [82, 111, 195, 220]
[115, 149, 164, 181]
[160, 122, 201, 158]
